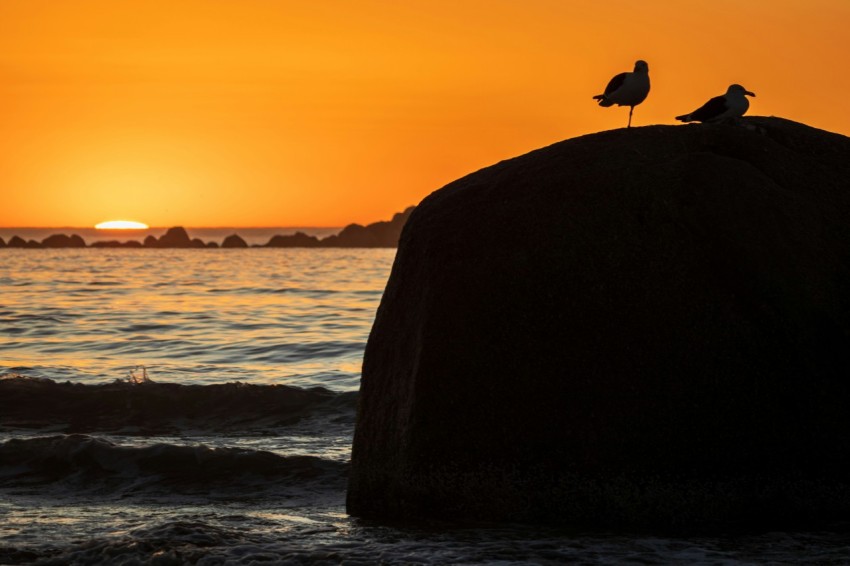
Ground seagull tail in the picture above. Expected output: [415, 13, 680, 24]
[593, 94, 615, 107]
[675, 114, 692, 122]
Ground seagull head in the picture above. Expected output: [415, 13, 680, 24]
[633, 60, 649, 73]
[728, 84, 756, 97]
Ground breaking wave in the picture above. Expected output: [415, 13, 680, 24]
[0, 434, 347, 497]
[0, 375, 357, 435]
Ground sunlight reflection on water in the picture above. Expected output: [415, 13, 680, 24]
[0, 248, 395, 390]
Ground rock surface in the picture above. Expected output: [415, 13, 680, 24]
[321, 207, 414, 247]
[261, 208, 415, 248]
[265, 232, 320, 248]
[347, 117, 850, 530]
[222, 234, 248, 248]
[91, 240, 143, 248]
[155, 227, 192, 248]
[41, 234, 86, 248]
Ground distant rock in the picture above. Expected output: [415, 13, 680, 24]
[0, 237, 5, 248]
[222, 234, 248, 248]
[156, 227, 192, 248]
[4, 211, 416, 251]
[91, 240, 143, 248]
[348, 118, 850, 531]
[261, 209, 414, 248]
[321, 207, 414, 247]
[265, 232, 320, 248]
[41, 234, 86, 248]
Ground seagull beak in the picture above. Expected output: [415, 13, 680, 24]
[746, 91, 756, 97]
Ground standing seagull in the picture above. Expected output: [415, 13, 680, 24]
[675, 84, 755, 123]
[593, 60, 651, 128]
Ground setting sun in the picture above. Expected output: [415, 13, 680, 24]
[95, 220, 149, 230]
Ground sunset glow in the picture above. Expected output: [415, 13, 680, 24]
[1, 0, 849, 228]
[95, 220, 149, 230]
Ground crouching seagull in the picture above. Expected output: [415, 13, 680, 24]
[593, 60, 650, 128]
[675, 84, 755, 123]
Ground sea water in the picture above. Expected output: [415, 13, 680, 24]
[1, 249, 848, 564]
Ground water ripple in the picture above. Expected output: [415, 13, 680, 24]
[1, 249, 395, 391]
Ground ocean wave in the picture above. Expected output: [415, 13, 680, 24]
[0, 434, 347, 495]
[0, 376, 357, 434]
[14, 512, 850, 566]
[212, 341, 364, 364]
[1, 313, 69, 323]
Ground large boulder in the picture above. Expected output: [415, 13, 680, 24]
[347, 117, 850, 530]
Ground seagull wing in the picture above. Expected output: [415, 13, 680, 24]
[687, 95, 729, 122]
[603, 72, 628, 96]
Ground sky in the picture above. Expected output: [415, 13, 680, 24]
[1, 0, 849, 228]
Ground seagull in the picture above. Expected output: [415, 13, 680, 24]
[675, 84, 756, 123]
[593, 60, 651, 128]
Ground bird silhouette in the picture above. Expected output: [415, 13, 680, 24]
[593, 60, 650, 128]
[676, 84, 755, 123]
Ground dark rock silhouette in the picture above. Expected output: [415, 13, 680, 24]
[347, 117, 850, 530]
[41, 234, 86, 248]
[0, 237, 5, 248]
[320, 207, 414, 248]
[2, 211, 416, 251]
[261, 209, 414, 248]
[7, 236, 29, 248]
[90, 240, 143, 248]
[156, 227, 192, 248]
[222, 234, 248, 248]
[265, 232, 320, 248]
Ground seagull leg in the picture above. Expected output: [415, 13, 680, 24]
[628, 106, 634, 128]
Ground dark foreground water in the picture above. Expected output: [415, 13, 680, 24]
[2, 249, 849, 564]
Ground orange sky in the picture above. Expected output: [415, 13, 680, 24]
[1, 0, 849, 227]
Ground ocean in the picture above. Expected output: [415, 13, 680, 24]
[2, 248, 849, 564]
